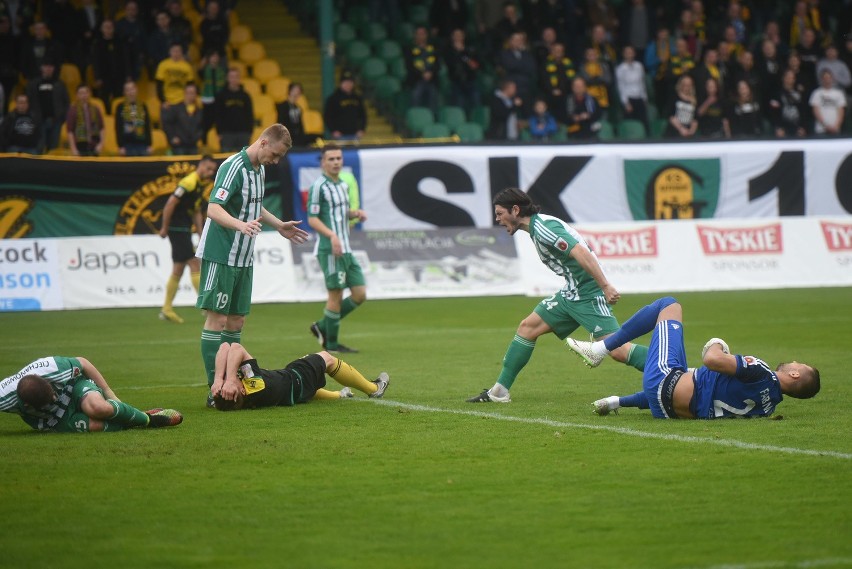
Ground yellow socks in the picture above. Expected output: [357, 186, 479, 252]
[327, 357, 377, 395]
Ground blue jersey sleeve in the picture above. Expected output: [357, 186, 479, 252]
[733, 355, 775, 383]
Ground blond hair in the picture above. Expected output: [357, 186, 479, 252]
[261, 123, 292, 148]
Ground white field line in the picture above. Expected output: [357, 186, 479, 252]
[683, 558, 852, 569]
[366, 400, 852, 461]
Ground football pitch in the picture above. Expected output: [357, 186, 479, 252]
[1, 289, 850, 569]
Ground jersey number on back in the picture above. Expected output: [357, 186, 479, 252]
[713, 399, 756, 417]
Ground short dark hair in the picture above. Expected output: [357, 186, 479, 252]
[493, 187, 541, 217]
[796, 366, 821, 399]
[321, 143, 341, 156]
[17, 375, 54, 409]
[199, 154, 216, 165]
[212, 395, 237, 411]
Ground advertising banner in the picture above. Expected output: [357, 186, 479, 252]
[0, 239, 63, 311]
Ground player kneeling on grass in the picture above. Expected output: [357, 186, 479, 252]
[565, 297, 820, 419]
[1, 356, 182, 432]
[211, 342, 389, 411]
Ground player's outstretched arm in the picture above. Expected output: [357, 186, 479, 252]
[702, 343, 738, 375]
[77, 357, 120, 402]
[260, 207, 309, 243]
[207, 203, 262, 237]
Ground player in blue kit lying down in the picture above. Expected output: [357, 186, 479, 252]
[565, 297, 820, 418]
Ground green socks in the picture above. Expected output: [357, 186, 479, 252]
[107, 400, 150, 427]
[626, 344, 648, 372]
[324, 309, 341, 349]
[496, 335, 536, 390]
[201, 329, 221, 387]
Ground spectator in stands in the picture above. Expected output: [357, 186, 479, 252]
[565, 76, 602, 140]
[690, 0, 707, 44]
[498, 31, 537, 115]
[156, 42, 196, 108]
[693, 47, 721, 103]
[589, 24, 617, 77]
[0, 16, 20, 100]
[697, 77, 725, 138]
[797, 28, 821, 88]
[76, 0, 103, 78]
[616, 45, 650, 136]
[166, 0, 192, 54]
[532, 26, 557, 65]
[491, 1, 525, 58]
[663, 74, 698, 139]
[716, 41, 736, 96]
[842, 38, 852, 95]
[755, 39, 783, 111]
[676, 8, 702, 61]
[147, 11, 174, 78]
[724, 80, 762, 139]
[817, 46, 851, 95]
[761, 20, 787, 62]
[527, 97, 558, 141]
[211, 67, 254, 151]
[430, 0, 468, 40]
[114, 80, 152, 156]
[722, 25, 745, 61]
[3, 0, 37, 38]
[368, 0, 401, 32]
[0, 93, 42, 153]
[523, 1, 569, 48]
[730, 50, 760, 103]
[668, 37, 696, 91]
[323, 70, 366, 140]
[580, 46, 611, 117]
[725, 2, 749, 46]
[769, 69, 808, 138]
[485, 78, 522, 141]
[45, 0, 80, 68]
[66, 85, 105, 156]
[199, 49, 227, 128]
[810, 69, 846, 136]
[20, 21, 60, 79]
[475, 0, 503, 41]
[789, 0, 820, 49]
[443, 28, 481, 114]
[92, 19, 130, 111]
[539, 41, 575, 123]
[276, 81, 307, 147]
[621, 0, 653, 63]
[162, 82, 204, 155]
[406, 25, 440, 113]
[200, 0, 229, 63]
[25, 61, 69, 152]
[116, 0, 145, 80]
[645, 27, 675, 112]
[786, 52, 813, 102]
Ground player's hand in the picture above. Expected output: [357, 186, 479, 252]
[158, 227, 168, 238]
[278, 220, 309, 244]
[240, 218, 263, 237]
[331, 234, 343, 256]
[702, 338, 730, 359]
[354, 209, 367, 222]
[221, 379, 241, 401]
[602, 283, 620, 305]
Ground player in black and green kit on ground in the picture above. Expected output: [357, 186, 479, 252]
[467, 188, 648, 403]
[2, 356, 182, 432]
[307, 144, 368, 354]
[195, 124, 309, 407]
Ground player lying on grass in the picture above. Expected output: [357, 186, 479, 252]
[566, 297, 820, 418]
[1, 356, 183, 432]
[210, 342, 389, 411]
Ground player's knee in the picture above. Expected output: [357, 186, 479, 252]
[319, 351, 336, 369]
[656, 296, 678, 310]
[81, 394, 115, 420]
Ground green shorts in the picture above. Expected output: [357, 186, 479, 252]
[54, 379, 103, 433]
[317, 252, 365, 290]
[196, 260, 253, 315]
[533, 291, 620, 340]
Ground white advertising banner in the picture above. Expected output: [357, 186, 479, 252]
[358, 140, 852, 230]
[0, 239, 63, 311]
[517, 217, 852, 295]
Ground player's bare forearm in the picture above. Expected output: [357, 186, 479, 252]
[262, 207, 309, 242]
[207, 203, 260, 236]
[160, 196, 179, 236]
[570, 246, 619, 303]
[308, 216, 336, 240]
[78, 357, 120, 401]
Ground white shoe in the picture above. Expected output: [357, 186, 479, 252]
[592, 396, 620, 416]
[339, 387, 354, 398]
[369, 372, 390, 398]
[566, 338, 604, 368]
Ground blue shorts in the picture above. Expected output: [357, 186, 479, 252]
[643, 320, 688, 418]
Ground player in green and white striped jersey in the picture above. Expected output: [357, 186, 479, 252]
[307, 145, 367, 353]
[467, 188, 648, 403]
[1, 356, 182, 431]
[196, 124, 309, 404]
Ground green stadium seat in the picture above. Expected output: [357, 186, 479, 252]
[651, 118, 668, 139]
[407, 4, 429, 26]
[422, 123, 452, 139]
[396, 22, 415, 44]
[344, 40, 371, 70]
[470, 105, 490, 129]
[347, 5, 371, 28]
[387, 56, 407, 80]
[598, 120, 615, 141]
[372, 76, 401, 115]
[364, 22, 388, 45]
[361, 57, 388, 84]
[455, 122, 484, 142]
[335, 23, 357, 50]
[439, 106, 467, 132]
[375, 39, 403, 61]
[405, 106, 434, 136]
[618, 119, 647, 140]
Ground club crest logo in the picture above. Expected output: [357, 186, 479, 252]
[624, 159, 721, 220]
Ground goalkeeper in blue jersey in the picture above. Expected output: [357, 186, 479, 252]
[566, 297, 821, 418]
[467, 188, 648, 403]
[1, 356, 182, 432]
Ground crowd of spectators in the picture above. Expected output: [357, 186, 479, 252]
[0, 0, 245, 155]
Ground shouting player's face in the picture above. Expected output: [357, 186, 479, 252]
[495, 204, 521, 235]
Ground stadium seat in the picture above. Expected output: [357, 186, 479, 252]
[110, 96, 125, 116]
[360, 57, 388, 84]
[344, 40, 371, 70]
[151, 129, 169, 154]
[229, 25, 253, 51]
[407, 4, 429, 25]
[145, 96, 162, 128]
[59, 63, 81, 96]
[303, 109, 324, 135]
[347, 5, 371, 28]
[405, 106, 434, 136]
[187, 43, 200, 66]
[455, 122, 484, 142]
[229, 60, 249, 79]
[205, 127, 220, 152]
[101, 115, 118, 154]
[265, 76, 291, 103]
[396, 22, 415, 44]
[387, 56, 407, 81]
[241, 77, 262, 98]
[251, 93, 276, 123]
[618, 119, 647, 140]
[335, 22, 357, 50]
[372, 76, 401, 114]
[363, 22, 388, 46]
[651, 118, 668, 139]
[439, 106, 466, 133]
[470, 105, 490, 129]
[422, 122, 451, 139]
[375, 39, 403, 62]
[598, 120, 615, 141]
[238, 41, 266, 67]
[252, 59, 281, 85]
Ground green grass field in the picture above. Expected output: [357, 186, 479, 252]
[1, 289, 850, 569]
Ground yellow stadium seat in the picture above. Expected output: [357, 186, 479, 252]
[296, 94, 309, 111]
[241, 77, 262, 98]
[102, 115, 118, 155]
[110, 96, 125, 116]
[87, 96, 107, 118]
[151, 129, 169, 154]
[187, 43, 201, 66]
[238, 41, 266, 67]
[228, 10, 240, 28]
[303, 109, 323, 135]
[229, 24, 252, 49]
[251, 93, 276, 121]
[60, 63, 81, 96]
[228, 60, 248, 79]
[265, 76, 291, 103]
[252, 58, 281, 85]
[205, 127, 221, 153]
[145, 96, 162, 128]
